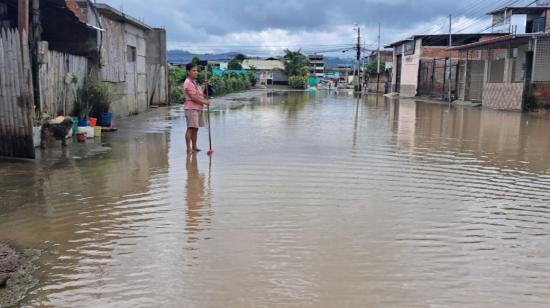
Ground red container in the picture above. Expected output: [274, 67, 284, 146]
[88, 117, 97, 127]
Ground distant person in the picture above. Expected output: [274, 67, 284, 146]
[183, 63, 210, 154]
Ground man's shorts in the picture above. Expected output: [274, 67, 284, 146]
[185, 109, 205, 128]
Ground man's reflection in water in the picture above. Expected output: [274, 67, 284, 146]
[185, 154, 208, 242]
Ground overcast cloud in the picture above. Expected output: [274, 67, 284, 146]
[98, 0, 535, 56]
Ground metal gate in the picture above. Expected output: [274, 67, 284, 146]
[418, 58, 456, 98]
[467, 60, 485, 101]
[0, 29, 35, 158]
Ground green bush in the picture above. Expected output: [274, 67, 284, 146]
[288, 75, 308, 89]
[87, 76, 112, 117]
[169, 67, 253, 102]
[211, 73, 251, 96]
[168, 68, 186, 104]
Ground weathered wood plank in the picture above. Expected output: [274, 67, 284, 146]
[38, 49, 87, 118]
[0, 28, 34, 158]
[0, 32, 7, 155]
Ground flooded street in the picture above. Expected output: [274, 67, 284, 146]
[2, 91, 550, 307]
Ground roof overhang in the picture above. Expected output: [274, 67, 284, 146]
[384, 33, 509, 49]
[448, 34, 536, 51]
[488, 6, 550, 15]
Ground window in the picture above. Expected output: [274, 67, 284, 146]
[404, 41, 415, 55]
[127, 46, 136, 62]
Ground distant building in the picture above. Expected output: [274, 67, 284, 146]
[325, 67, 351, 85]
[242, 59, 288, 85]
[307, 54, 325, 78]
[366, 50, 394, 93]
[367, 50, 393, 65]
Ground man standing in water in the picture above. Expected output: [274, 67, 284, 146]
[183, 63, 210, 154]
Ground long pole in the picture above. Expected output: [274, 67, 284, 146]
[376, 23, 381, 93]
[205, 67, 213, 156]
[448, 14, 452, 104]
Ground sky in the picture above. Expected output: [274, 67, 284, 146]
[99, 0, 537, 57]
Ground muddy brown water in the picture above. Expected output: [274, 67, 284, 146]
[2, 91, 550, 307]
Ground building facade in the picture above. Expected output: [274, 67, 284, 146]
[307, 54, 325, 78]
[386, 34, 507, 98]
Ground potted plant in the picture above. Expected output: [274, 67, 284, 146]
[87, 77, 112, 127]
[73, 87, 91, 127]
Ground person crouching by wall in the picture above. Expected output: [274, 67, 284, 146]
[183, 63, 210, 155]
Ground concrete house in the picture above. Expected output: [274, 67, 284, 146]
[94, 3, 167, 116]
[385, 33, 506, 98]
[450, 3, 550, 110]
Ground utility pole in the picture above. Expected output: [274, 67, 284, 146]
[448, 14, 452, 104]
[376, 23, 381, 93]
[356, 25, 361, 93]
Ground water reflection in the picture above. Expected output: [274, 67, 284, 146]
[185, 154, 210, 241]
[388, 98, 550, 172]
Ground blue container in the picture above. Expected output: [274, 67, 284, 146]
[78, 120, 88, 127]
[100, 112, 112, 127]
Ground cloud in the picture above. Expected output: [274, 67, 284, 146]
[97, 0, 528, 55]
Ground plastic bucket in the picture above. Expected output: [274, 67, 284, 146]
[88, 117, 97, 127]
[78, 119, 88, 127]
[94, 126, 102, 137]
[100, 112, 112, 127]
[84, 126, 94, 138]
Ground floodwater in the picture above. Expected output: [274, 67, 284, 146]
[2, 91, 550, 307]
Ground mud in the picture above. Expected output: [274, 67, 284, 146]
[0, 244, 40, 307]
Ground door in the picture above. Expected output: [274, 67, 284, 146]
[395, 55, 402, 93]
[467, 60, 485, 101]
[126, 45, 137, 114]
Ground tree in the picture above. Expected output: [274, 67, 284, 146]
[282, 49, 308, 77]
[191, 56, 201, 66]
[365, 60, 385, 78]
[228, 59, 242, 70]
[234, 53, 246, 62]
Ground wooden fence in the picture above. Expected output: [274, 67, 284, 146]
[0, 29, 34, 158]
[39, 50, 88, 117]
[147, 64, 167, 106]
